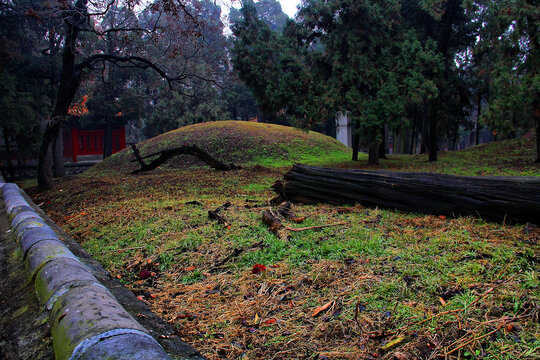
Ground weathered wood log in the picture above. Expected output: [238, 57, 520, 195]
[262, 210, 283, 234]
[130, 143, 239, 174]
[272, 164, 540, 224]
[208, 202, 232, 227]
[277, 201, 306, 223]
[208, 210, 230, 227]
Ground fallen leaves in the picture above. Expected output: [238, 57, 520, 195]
[312, 301, 334, 317]
[438, 297, 447, 307]
[27, 150, 540, 360]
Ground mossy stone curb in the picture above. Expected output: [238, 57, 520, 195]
[34, 257, 101, 309]
[50, 284, 148, 360]
[10, 204, 38, 218]
[20, 227, 60, 256]
[2, 183, 174, 360]
[6, 198, 28, 214]
[26, 239, 78, 279]
[75, 332, 170, 360]
[12, 210, 42, 229]
[14, 217, 47, 237]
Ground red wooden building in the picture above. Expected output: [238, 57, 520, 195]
[63, 126, 126, 162]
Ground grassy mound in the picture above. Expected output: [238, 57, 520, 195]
[341, 131, 539, 177]
[91, 121, 352, 174]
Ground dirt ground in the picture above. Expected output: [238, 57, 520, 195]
[0, 199, 54, 360]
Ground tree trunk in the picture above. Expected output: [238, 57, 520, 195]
[452, 120, 459, 151]
[103, 117, 113, 159]
[378, 125, 387, 159]
[409, 117, 417, 155]
[428, 109, 438, 162]
[2, 126, 15, 180]
[535, 119, 540, 164]
[475, 94, 481, 146]
[368, 141, 379, 165]
[38, 119, 62, 190]
[420, 103, 429, 154]
[16, 134, 25, 166]
[272, 164, 540, 224]
[37, 0, 84, 190]
[53, 127, 65, 178]
[351, 133, 360, 161]
[130, 143, 239, 173]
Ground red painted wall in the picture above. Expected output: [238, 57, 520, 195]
[65, 127, 126, 162]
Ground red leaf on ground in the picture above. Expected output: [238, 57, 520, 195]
[138, 271, 151, 279]
[263, 318, 277, 325]
[252, 264, 266, 274]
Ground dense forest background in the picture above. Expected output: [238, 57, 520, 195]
[0, 0, 538, 187]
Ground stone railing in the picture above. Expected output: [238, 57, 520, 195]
[0, 180, 202, 360]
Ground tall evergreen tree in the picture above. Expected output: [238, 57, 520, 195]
[229, 0, 289, 32]
[299, 0, 408, 164]
[473, 0, 539, 162]
[0, 0, 51, 178]
[401, 0, 474, 161]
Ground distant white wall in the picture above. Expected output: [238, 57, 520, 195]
[335, 111, 352, 148]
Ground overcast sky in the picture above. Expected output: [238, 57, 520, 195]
[278, 0, 301, 18]
[219, 0, 301, 34]
[221, 0, 302, 19]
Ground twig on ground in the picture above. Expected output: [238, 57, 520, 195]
[262, 210, 284, 234]
[209, 202, 232, 227]
[95, 246, 145, 254]
[278, 201, 306, 223]
[286, 222, 348, 232]
[445, 321, 509, 356]
[210, 240, 264, 272]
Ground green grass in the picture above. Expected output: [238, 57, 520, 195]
[21, 123, 540, 360]
[369, 135, 539, 176]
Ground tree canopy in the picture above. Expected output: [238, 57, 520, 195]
[231, 0, 538, 163]
[0, 0, 538, 184]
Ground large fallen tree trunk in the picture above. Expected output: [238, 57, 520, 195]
[272, 164, 540, 224]
[130, 143, 238, 174]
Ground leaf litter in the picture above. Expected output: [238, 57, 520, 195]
[24, 166, 540, 359]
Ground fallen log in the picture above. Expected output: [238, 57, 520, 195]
[130, 143, 239, 174]
[272, 164, 540, 224]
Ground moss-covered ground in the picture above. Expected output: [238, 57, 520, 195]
[21, 122, 539, 359]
